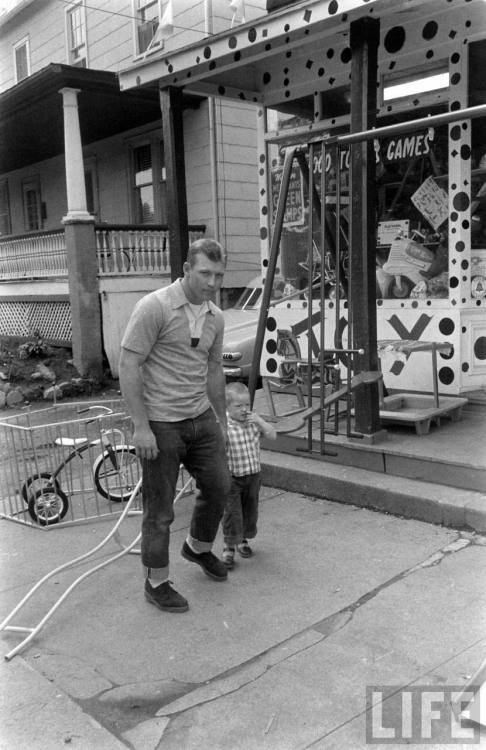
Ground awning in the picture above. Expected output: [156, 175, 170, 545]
[117, 0, 450, 110]
[0, 63, 203, 173]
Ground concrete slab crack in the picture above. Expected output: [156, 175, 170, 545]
[155, 533, 475, 722]
[51, 532, 477, 746]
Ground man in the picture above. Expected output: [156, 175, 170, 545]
[119, 238, 231, 613]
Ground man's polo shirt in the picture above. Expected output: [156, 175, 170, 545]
[121, 279, 224, 421]
[226, 415, 261, 476]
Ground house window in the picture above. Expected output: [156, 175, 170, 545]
[131, 140, 167, 224]
[22, 177, 43, 231]
[14, 36, 30, 83]
[133, 144, 155, 223]
[0, 181, 11, 236]
[66, 2, 87, 67]
[135, 0, 160, 54]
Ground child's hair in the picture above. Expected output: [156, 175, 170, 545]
[225, 381, 249, 404]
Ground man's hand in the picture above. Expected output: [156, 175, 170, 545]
[132, 425, 159, 461]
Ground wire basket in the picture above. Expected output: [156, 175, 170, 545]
[0, 400, 193, 529]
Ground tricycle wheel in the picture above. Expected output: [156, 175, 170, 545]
[21, 473, 61, 504]
[28, 487, 69, 526]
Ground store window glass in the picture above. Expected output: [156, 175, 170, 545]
[375, 123, 449, 300]
[267, 130, 350, 301]
[267, 112, 451, 301]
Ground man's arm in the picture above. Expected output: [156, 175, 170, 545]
[119, 348, 159, 460]
[207, 360, 227, 432]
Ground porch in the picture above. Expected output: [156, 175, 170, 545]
[0, 224, 206, 371]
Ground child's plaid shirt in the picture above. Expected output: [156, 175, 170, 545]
[226, 415, 261, 476]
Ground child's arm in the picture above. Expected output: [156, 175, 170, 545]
[247, 412, 277, 441]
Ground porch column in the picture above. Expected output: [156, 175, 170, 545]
[160, 86, 189, 279]
[60, 87, 103, 381]
[349, 17, 382, 437]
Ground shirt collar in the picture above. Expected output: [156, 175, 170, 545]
[171, 278, 217, 315]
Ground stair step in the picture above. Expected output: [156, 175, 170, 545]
[261, 450, 486, 534]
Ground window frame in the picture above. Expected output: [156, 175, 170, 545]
[128, 134, 167, 224]
[132, 0, 162, 56]
[22, 176, 43, 232]
[65, 0, 88, 67]
[13, 35, 30, 83]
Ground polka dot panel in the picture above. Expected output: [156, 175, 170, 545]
[148, 0, 486, 116]
[448, 115, 472, 305]
[258, 303, 476, 394]
[375, 308, 466, 393]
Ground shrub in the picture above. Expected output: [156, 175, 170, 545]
[17, 331, 49, 360]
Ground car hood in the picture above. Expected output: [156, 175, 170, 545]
[223, 309, 259, 344]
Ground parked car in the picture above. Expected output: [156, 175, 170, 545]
[222, 275, 302, 382]
[222, 276, 262, 381]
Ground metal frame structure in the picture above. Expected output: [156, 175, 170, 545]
[250, 102, 486, 452]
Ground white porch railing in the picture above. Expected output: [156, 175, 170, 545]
[0, 230, 67, 279]
[95, 226, 168, 275]
[95, 225, 206, 275]
[0, 225, 206, 281]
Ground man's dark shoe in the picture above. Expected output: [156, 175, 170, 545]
[181, 541, 228, 581]
[144, 580, 189, 612]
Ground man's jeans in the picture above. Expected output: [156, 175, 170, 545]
[141, 408, 230, 579]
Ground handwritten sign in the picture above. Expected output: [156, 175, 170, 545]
[271, 165, 304, 227]
[411, 176, 448, 230]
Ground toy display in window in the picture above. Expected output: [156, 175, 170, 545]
[376, 228, 448, 299]
[374, 124, 451, 299]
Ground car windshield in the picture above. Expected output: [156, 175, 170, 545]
[234, 286, 263, 310]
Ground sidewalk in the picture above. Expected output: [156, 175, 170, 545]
[1, 484, 485, 749]
[0, 391, 485, 748]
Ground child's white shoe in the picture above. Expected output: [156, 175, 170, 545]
[222, 546, 235, 569]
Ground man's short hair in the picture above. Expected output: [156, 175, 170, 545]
[226, 381, 249, 404]
[187, 238, 226, 267]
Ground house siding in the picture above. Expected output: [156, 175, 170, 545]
[0, 0, 264, 296]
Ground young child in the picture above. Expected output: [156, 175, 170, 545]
[222, 381, 277, 569]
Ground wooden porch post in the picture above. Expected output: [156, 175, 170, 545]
[349, 18, 382, 437]
[160, 86, 189, 280]
[60, 87, 103, 381]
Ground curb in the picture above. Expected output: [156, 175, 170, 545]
[261, 450, 486, 533]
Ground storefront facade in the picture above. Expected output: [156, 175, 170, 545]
[119, 0, 486, 400]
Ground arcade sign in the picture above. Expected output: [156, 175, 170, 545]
[311, 127, 436, 173]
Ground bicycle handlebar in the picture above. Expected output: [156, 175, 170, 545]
[77, 405, 113, 421]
